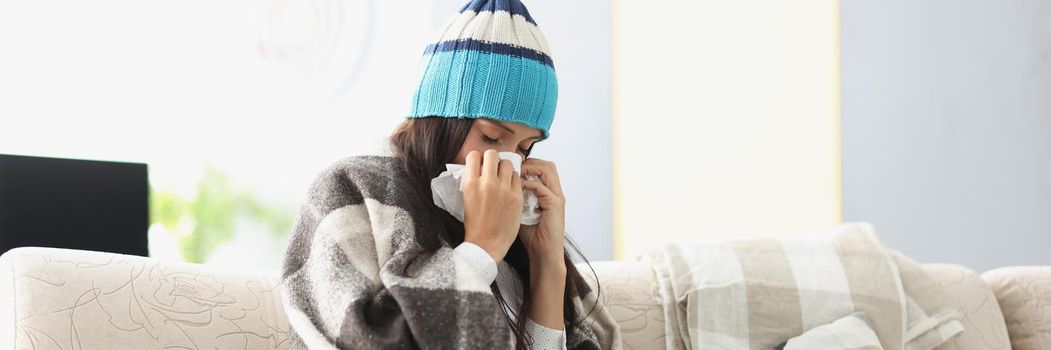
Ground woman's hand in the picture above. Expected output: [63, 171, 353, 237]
[518, 157, 567, 267]
[518, 157, 568, 331]
[462, 149, 524, 262]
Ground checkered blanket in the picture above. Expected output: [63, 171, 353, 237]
[638, 222, 963, 350]
[279, 155, 621, 349]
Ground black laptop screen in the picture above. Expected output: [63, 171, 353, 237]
[0, 154, 148, 256]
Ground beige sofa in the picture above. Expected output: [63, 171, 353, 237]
[1, 247, 1048, 349]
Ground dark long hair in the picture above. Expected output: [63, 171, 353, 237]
[388, 116, 602, 349]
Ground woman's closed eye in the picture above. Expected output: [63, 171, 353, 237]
[482, 135, 530, 155]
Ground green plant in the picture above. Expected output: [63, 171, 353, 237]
[149, 164, 294, 263]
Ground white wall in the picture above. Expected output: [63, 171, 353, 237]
[842, 0, 1051, 271]
[612, 0, 841, 259]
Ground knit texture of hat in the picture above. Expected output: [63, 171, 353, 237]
[407, 0, 557, 142]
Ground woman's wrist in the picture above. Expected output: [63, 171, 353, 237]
[529, 251, 566, 271]
[535, 257, 566, 271]
[524, 241, 566, 267]
[530, 256, 567, 288]
[528, 258, 567, 330]
[464, 237, 506, 262]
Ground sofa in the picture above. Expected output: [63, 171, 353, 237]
[1, 246, 1048, 349]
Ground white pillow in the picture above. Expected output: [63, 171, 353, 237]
[780, 312, 883, 350]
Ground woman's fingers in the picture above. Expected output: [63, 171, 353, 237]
[498, 158, 513, 185]
[480, 149, 499, 180]
[511, 169, 522, 191]
[522, 178, 561, 206]
[475, 149, 519, 189]
[521, 159, 563, 197]
[465, 150, 481, 180]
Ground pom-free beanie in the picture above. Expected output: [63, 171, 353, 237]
[407, 0, 557, 142]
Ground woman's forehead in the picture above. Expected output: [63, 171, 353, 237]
[478, 118, 542, 139]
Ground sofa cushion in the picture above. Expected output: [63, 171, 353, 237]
[982, 266, 1051, 350]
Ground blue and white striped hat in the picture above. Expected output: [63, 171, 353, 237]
[407, 0, 557, 142]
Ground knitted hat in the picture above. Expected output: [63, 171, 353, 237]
[407, 0, 557, 142]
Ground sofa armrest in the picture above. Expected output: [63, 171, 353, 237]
[922, 263, 1010, 350]
[982, 266, 1051, 350]
[0, 247, 289, 350]
[582, 261, 667, 350]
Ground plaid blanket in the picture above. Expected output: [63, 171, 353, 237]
[637, 222, 963, 350]
[279, 155, 621, 349]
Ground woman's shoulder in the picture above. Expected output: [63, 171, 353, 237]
[310, 155, 399, 190]
[305, 155, 418, 208]
[323, 154, 401, 179]
[313, 137, 399, 184]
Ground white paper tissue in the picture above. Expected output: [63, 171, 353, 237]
[430, 151, 542, 225]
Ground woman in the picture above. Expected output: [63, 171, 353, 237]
[280, 0, 622, 349]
